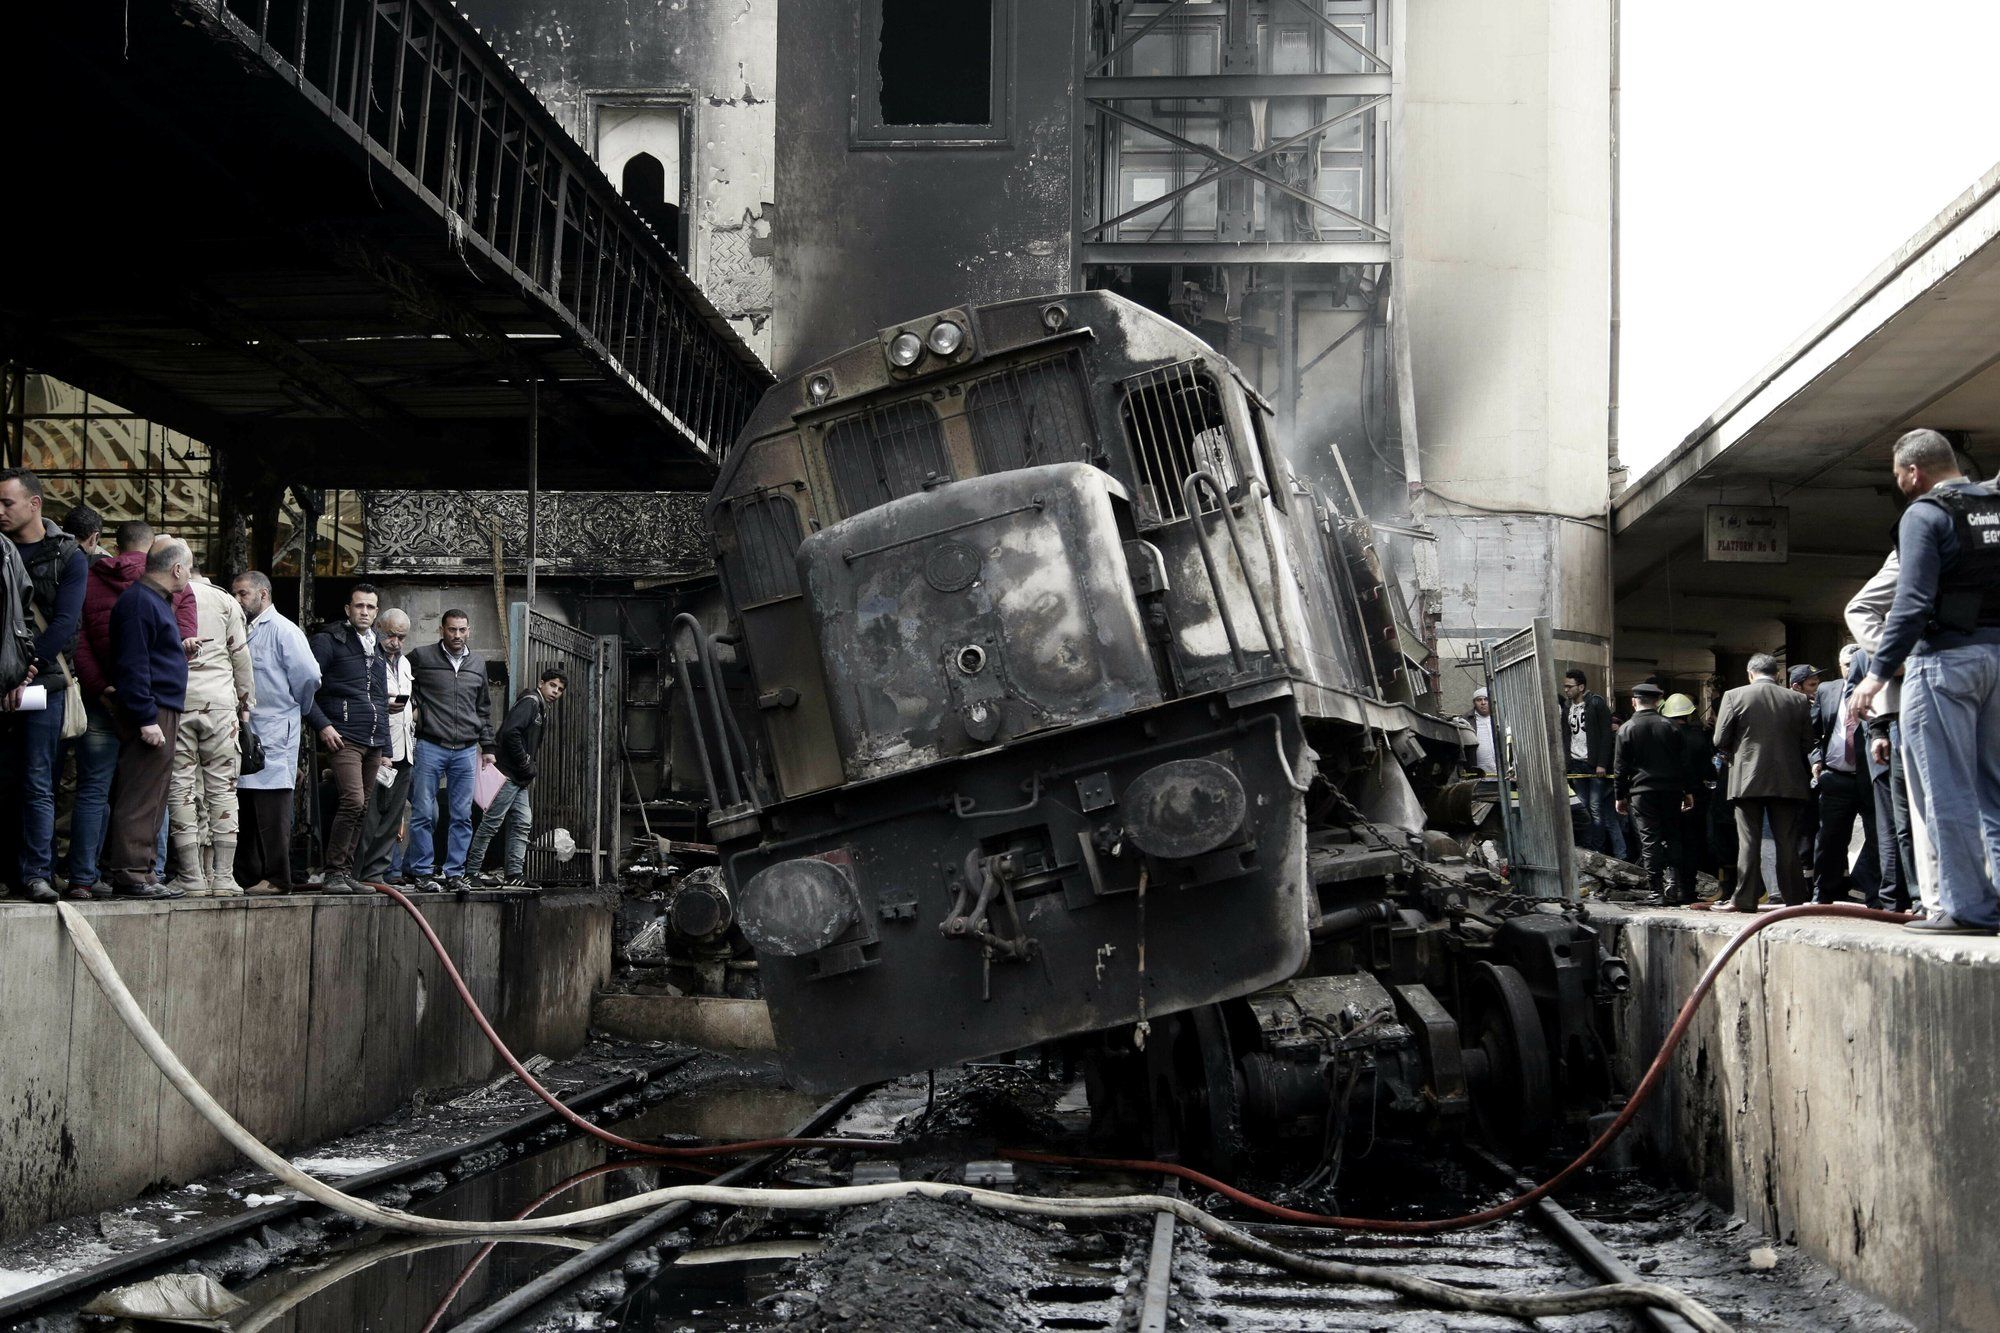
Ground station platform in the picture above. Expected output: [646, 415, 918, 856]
[1609, 905, 2000, 1333]
[0, 890, 613, 1243]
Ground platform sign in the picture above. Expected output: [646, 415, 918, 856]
[1704, 504, 1789, 563]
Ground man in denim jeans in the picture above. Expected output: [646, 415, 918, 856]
[0, 469, 87, 904]
[406, 609, 494, 892]
[1560, 668, 1626, 859]
[1851, 429, 2000, 936]
[467, 666, 566, 886]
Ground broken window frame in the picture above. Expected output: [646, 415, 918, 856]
[851, 0, 1014, 149]
[585, 89, 697, 270]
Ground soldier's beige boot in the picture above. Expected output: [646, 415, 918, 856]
[208, 837, 244, 897]
[167, 829, 210, 897]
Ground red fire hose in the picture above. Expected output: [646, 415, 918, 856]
[366, 882, 885, 1159]
[369, 882, 1909, 1232]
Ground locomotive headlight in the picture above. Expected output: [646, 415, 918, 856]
[807, 374, 834, 405]
[926, 320, 965, 356]
[887, 331, 924, 367]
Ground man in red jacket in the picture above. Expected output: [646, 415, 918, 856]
[66, 521, 197, 896]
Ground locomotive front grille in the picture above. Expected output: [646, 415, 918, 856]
[1117, 359, 1240, 523]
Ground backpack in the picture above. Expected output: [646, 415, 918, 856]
[0, 539, 35, 693]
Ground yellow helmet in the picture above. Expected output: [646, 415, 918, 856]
[1660, 692, 1696, 719]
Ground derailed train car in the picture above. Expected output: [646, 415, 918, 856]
[687, 292, 1623, 1164]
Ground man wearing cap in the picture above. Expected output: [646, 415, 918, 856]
[1614, 683, 1695, 905]
[1713, 654, 1816, 910]
[1463, 687, 1498, 777]
[1810, 644, 1881, 906]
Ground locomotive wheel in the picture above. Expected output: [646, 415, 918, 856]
[1462, 962, 1554, 1154]
[1179, 1005, 1247, 1175]
[1137, 1005, 1246, 1173]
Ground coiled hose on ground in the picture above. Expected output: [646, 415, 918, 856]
[55, 892, 1910, 1331]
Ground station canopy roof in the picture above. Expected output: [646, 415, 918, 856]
[1614, 164, 2000, 635]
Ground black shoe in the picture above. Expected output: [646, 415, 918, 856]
[112, 882, 186, 900]
[471, 872, 506, 888]
[318, 873, 364, 895]
[443, 876, 472, 893]
[412, 876, 445, 894]
[23, 879, 59, 904]
[63, 883, 95, 902]
[1901, 913, 1998, 936]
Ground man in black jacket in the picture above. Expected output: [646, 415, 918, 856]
[406, 609, 495, 891]
[1560, 668, 1627, 859]
[1614, 682, 1695, 904]
[304, 583, 390, 894]
[466, 666, 566, 886]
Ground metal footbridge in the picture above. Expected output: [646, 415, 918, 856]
[3, 0, 770, 488]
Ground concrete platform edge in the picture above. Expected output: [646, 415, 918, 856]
[0, 890, 614, 1242]
[1610, 907, 2000, 1333]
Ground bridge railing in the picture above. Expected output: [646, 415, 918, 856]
[193, 0, 768, 456]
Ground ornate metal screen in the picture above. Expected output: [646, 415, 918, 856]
[364, 490, 709, 578]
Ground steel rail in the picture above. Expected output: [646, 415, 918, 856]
[0, 1050, 700, 1326]
[1466, 1144, 1697, 1333]
[1130, 1151, 1703, 1333]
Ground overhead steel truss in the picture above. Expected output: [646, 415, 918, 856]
[190, 0, 767, 456]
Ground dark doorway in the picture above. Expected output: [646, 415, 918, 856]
[621, 151, 684, 262]
[878, 0, 992, 126]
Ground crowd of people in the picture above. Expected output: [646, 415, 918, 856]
[1573, 430, 1997, 935]
[0, 467, 565, 902]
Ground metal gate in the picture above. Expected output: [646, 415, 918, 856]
[507, 604, 620, 886]
[1483, 616, 1575, 899]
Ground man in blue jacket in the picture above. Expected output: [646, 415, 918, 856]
[103, 541, 192, 898]
[1852, 429, 2000, 935]
[304, 583, 389, 894]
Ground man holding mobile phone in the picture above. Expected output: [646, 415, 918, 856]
[359, 608, 416, 884]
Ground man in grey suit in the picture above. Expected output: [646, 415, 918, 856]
[1712, 652, 1816, 911]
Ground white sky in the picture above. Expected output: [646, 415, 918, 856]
[1618, 1, 2000, 477]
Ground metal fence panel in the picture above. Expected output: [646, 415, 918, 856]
[507, 604, 619, 886]
[1484, 616, 1575, 899]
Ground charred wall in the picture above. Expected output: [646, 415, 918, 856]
[457, 0, 778, 357]
[772, 0, 1080, 374]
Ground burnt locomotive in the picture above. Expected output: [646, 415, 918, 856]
[686, 292, 1623, 1164]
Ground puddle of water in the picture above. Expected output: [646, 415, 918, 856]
[614, 1254, 798, 1331]
[617, 1084, 824, 1143]
[220, 1083, 795, 1332]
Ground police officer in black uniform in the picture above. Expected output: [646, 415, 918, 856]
[1614, 682, 1696, 905]
[1850, 428, 2000, 936]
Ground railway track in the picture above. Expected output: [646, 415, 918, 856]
[1014, 1150, 1701, 1333]
[1120, 1181, 1698, 1332]
[9, 1059, 1710, 1332]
